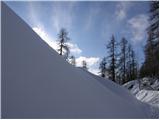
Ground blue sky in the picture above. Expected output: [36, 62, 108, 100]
[5, 1, 150, 75]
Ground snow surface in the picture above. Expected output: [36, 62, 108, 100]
[124, 79, 159, 118]
[1, 2, 152, 118]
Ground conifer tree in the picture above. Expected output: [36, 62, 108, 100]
[140, 1, 159, 77]
[117, 37, 128, 84]
[57, 28, 70, 59]
[106, 35, 117, 82]
[70, 55, 76, 66]
[99, 57, 107, 78]
[126, 44, 138, 81]
[82, 60, 88, 70]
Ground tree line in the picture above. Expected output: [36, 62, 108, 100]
[99, 1, 159, 84]
[56, 1, 158, 85]
[99, 36, 138, 84]
[140, 1, 159, 78]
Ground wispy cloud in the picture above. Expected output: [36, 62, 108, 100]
[115, 2, 131, 21]
[33, 27, 82, 55]
[28, 2, 43, 29]
[128, 14, 149, 43]
[51, 2, 76, 32]
[84, 4, 101, 31]
[28, 2, 37, 24]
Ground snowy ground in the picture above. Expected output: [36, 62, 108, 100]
[123, 78, 159, 118]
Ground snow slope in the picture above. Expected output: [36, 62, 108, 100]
[124, 80, 159, 118]
[136, 90, 158, 105]
[1, 2, 151, 118]
[124, 80, 159, 106]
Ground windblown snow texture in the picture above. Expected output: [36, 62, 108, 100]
[124, 79, 159, 118]
[1, 2, 150, 118]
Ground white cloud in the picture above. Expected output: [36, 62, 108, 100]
[28, 2, 76, 34]
[33, 27, 82, 55]
[115, 2, 131, 20]
[76, 56, 100, 67]
[128, 14, 149, 42]
[66, 42, 82, 55]
[76, 56, 100, 75]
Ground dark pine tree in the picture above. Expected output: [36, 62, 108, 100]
[82, 60, 88, 70]
[117, 37, 128, 84]
[99, 57, 107, 78]
[63, 45, 70, 60]
[126, 44, 138, 82]
[140, 1, 159, 78]
[126, 44, 132, 81]
[70, 55, 76, 66]
[57, 28, 70, 59]
[106, 35, 117, 82]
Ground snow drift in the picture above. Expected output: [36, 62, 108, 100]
[124, 79, 159, 106]
[124, 79, 159, 118]
[1, 2, 150, 118]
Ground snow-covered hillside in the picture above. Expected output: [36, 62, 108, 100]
[1, 2, 154, 118]
[124, 79, 159, 105]
[124, 79, 159, 118]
